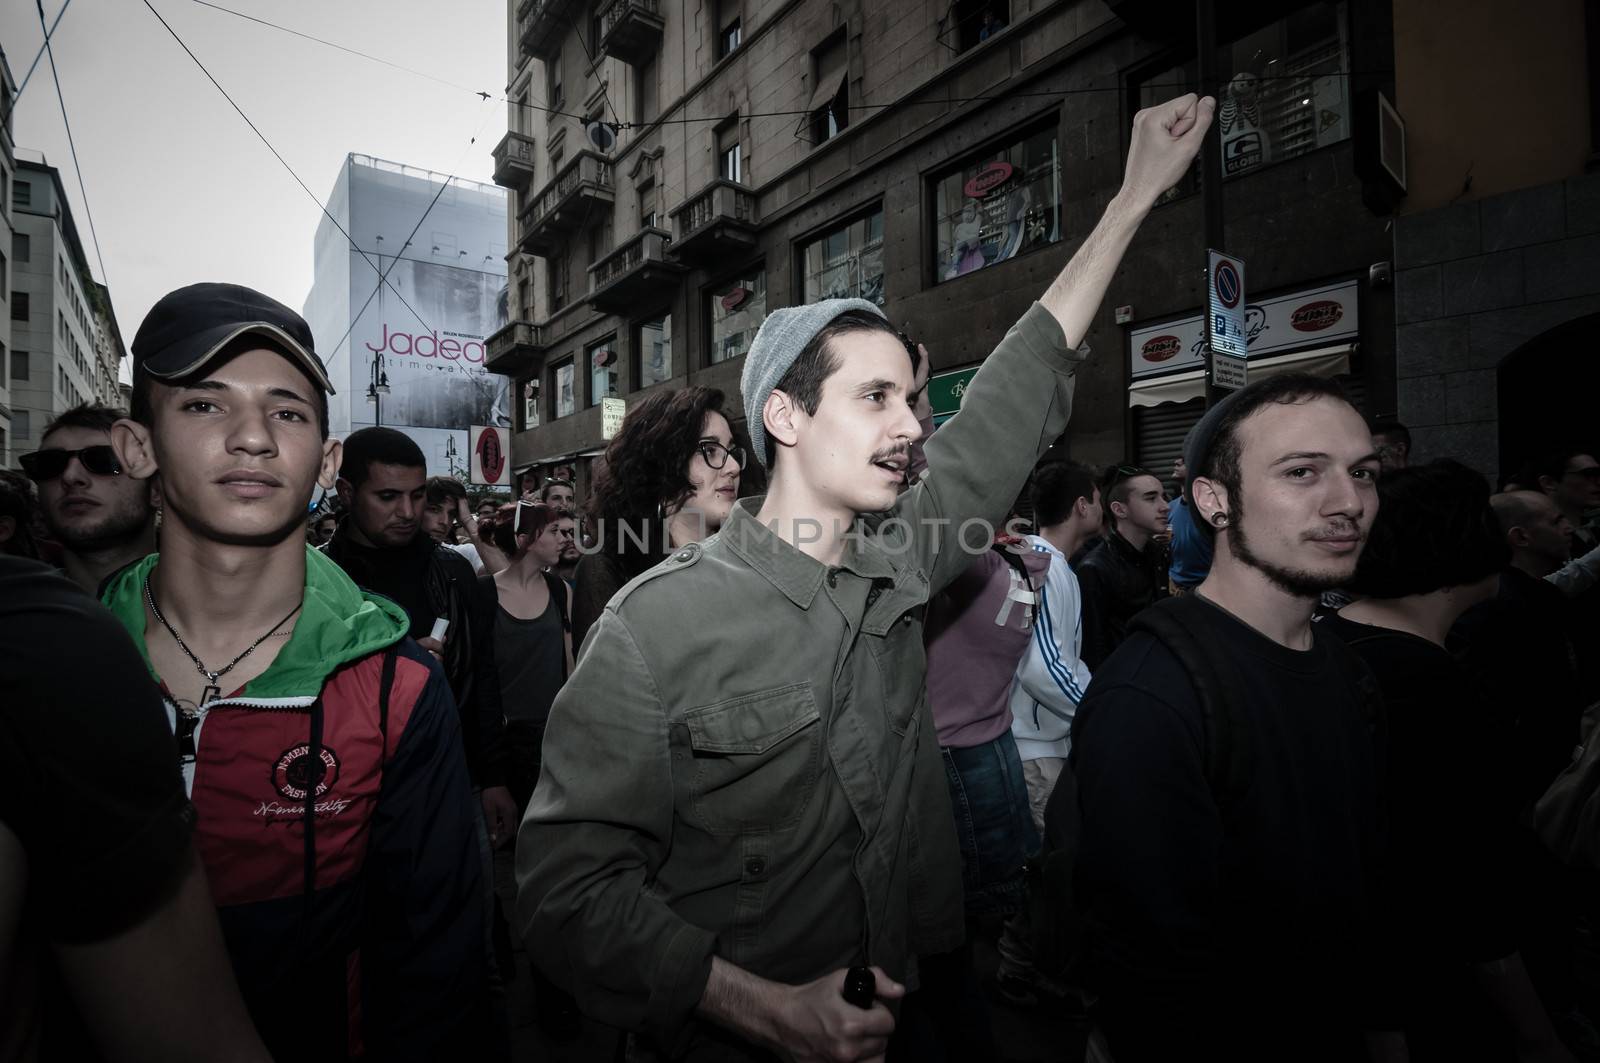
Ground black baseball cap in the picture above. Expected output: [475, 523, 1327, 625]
[131, 282, 336, 395]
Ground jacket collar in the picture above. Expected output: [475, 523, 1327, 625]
[101, 547, 408, 699]
[720, 498, 899, 608]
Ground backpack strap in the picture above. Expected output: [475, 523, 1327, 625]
[544, 571, 571, 633]
[1126, 596, 1255, 809]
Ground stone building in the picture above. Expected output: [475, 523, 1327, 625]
[490, 0, 1403, 493]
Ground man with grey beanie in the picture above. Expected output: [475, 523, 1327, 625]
[516, 92, 1214, 1063]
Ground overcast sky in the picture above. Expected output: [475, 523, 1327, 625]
[2, 0, 506, 357]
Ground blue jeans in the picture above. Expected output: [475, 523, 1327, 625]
[941, 733, 1038, 918]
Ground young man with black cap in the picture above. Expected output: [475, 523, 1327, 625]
[99, 282, 490, 1062]
[516, 94, 1214, 1061]
[1071, 372, 1386, 1061]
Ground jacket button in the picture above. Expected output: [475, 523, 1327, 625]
[827, 569, 839, 588]
[675, 549, 693, 562]
[744, 856, 766, 877]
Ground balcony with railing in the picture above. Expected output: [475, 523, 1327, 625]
[519, 150, 616, 258]
[598, 0, 665, 65]
[492, 131, 537, 190]
[485, 320, 548, 377]
[518, 0, 584, 59]
[587, 228, 684, 312]
[668, 179, 758, 266]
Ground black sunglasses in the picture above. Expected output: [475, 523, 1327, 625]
[696, 440, 745, 470]
[20, 445, 122, 482]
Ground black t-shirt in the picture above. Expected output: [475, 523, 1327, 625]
[1322, 613, 1518, 1046]
[0, 558, 195, 1056]
[1072, 598, 1379, 1062]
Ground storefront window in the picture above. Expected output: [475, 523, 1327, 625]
[552, 358, 575, 418]
[589, 338, 619, 406]
[638, 316, 672, 387]
[801, 208, 884, 304]
[933, 127, 1062, 284]
[1139, 2, 1350, 202]
[522, 378, 541, 429]
[709, 270, 767, 364]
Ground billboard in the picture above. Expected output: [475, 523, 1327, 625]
[306, 156, 510, 480]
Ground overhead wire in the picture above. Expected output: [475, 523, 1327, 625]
[177, 0, 1388, 133]
[324, 102, 501, 365]
[10, 0, 71, 112]
[33, 0, 110, 292]
[140, 0, 435, 341]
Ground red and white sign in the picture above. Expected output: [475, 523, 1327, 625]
[1129, 279, 1360, 380]
[963, 161, 1015, 198]
[469, 425, 510, 486]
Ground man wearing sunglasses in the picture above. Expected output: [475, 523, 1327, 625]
[21, 405, 158, 594]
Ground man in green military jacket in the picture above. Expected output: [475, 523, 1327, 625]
[516, 93, 1215, 1062]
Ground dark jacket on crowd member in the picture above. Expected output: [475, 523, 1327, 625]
[516, 302, 1085, 1060]
[1076, 529, 1166, 671]
[323, 523, 507, 788]
[1450, 566, 1589, 814]
[102, 549, 489, 1062]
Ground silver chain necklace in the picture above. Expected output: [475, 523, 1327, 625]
[144, 575, 302, 707]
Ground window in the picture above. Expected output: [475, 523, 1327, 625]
[801, 208, 884, 304]
[1137, 2, 1350, 201]
[10, 292, 26, 322]
[518, 277, 534, 321]
[636, 56, 659, 124]
[588, 338, 619, 406]
[13, 180, 30, 210]
[0, 249, 6, 295]
[718, 124, 742, 183]
[587, 219, 613, 268]
[549, 251, 570, 312]
[639, 182, 659, 231]
[717, 4, 742, 58]
[14, 411, 29, 442]
[708, 270, 767, 364]
[637, 316, 672, 387]
[947, 0, 1009, 53]
[933, 125, 1063, 283]
[552, 357, 576, 418]
[808, 34, 849, 144]
[547, 54, 564, 112]
[522, 378, 541, 429]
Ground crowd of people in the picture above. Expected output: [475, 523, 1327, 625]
[4, 91, 1600, 1063]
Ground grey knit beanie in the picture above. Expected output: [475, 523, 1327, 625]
[740, 298, 886, 468]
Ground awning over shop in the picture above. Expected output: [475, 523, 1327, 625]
[1127, 343, 1355, 408]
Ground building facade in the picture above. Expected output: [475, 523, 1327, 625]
[490, 0, 1401, 493]
[0, 48, 16, 466]
[9, 156, 103, 460]
[302, 154, 511, 480]
[1389, 0, 1599, 482]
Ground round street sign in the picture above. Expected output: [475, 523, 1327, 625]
[1215, 260, 1242, 309]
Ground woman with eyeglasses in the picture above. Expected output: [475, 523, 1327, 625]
[572, 386, 745, 653]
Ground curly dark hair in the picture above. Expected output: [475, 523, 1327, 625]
[587, 386, 730, 579]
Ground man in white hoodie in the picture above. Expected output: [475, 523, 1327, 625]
[1009, 460, 1102, 830]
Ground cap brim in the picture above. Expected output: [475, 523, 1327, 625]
[142, 322, 337, 396]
